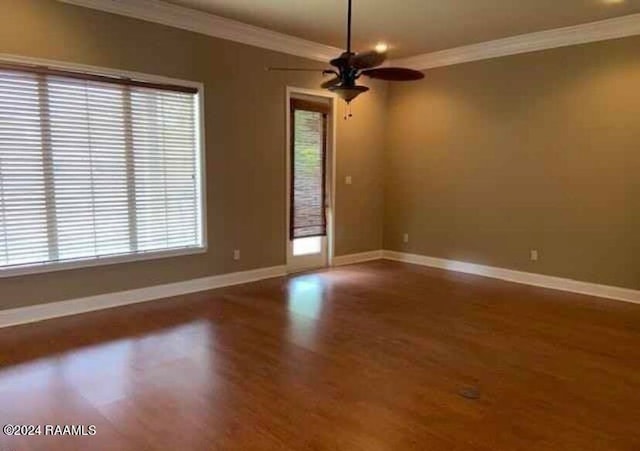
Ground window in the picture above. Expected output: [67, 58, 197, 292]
[0, 61, 204, 275]
[289, 99, 328, 241]
[292, 236, 322, 256]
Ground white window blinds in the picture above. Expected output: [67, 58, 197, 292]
[0, 63, 203, 273]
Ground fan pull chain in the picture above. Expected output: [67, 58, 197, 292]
[343, 102, 353, 120]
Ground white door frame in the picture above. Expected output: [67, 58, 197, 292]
[285, 86, 338, 272]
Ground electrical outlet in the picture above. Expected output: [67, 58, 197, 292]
[530, 249, 539, 262]
[345, 175, 353, 185]
[233, 249, 241, 261]
[403, 233, 409, 244]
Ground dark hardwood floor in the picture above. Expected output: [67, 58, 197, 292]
[0, 260, 639, 450]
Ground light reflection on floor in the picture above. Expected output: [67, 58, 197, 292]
[287, 274, 327, 348]
[287, 274, 326, 320]
[0, 320, 215, 407]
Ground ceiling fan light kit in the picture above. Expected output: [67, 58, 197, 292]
[329, 84, 369, 103]
[268, 0, 424, 111]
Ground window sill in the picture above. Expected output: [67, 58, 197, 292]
[0, 246, 208, 279]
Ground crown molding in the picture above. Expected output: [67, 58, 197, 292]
[58, 0, 342, 62]
[58, 1, 640, 70]
[390, 13, 640, 70]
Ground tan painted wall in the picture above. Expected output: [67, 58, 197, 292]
[3, 0, 637, 310]
[0, 0, 386, 309]
[385, 36, 640, 290]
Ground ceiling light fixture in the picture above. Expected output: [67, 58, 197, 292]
[375, 43, 389, 53]
[267, 0, 424, 110]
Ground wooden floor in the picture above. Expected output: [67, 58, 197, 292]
[0, 260, 639, 450]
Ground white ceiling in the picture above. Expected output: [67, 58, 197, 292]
[166, 0, 640, 58]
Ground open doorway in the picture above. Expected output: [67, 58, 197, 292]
[286, 88, 336, 273]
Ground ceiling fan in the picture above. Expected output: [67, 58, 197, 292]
[268, 0, 424, 105]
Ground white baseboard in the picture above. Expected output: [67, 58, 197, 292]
[3, 250, 637, 328]
[0, 265, 286, 329]
[383, 250, 640, 305]
[332, 250, 384, 267]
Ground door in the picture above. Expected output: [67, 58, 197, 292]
[287, 96, 332, 272]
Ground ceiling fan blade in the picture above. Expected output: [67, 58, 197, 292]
[330, 53, 352, 68]
[350, 51, 387, 70]
[321, 77, 341, 89]
[266, 67, 329, 72]
[361, 67, 425, 81]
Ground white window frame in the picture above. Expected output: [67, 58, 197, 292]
[0, 54, 207, 278]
